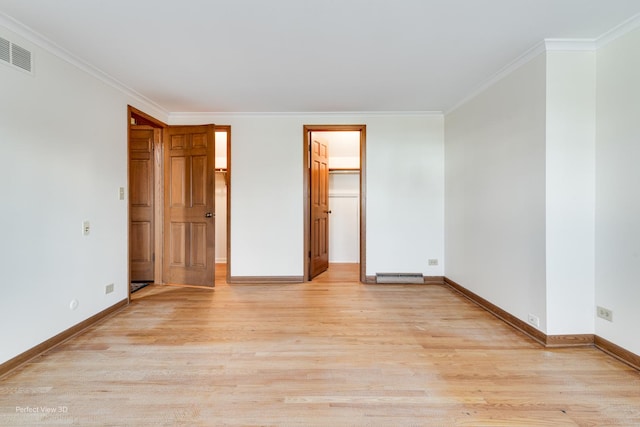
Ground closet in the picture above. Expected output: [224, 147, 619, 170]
[328, 169, 359, 262]
[214, 128, 229, 264]
[314, 131, 361, 263]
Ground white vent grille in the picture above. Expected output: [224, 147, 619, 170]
[376, 273, 424, 284]
[11, 43, 31, 72]
[0, 37, 9, 63]
[0, 36, 33, 74]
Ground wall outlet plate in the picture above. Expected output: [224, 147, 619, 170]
[597, 306, 613, 322]
[527, 313, 540, 327]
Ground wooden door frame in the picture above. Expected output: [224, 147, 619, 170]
[303, 124, 366, 283]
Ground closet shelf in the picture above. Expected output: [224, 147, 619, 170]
[329, 168, 359, 174]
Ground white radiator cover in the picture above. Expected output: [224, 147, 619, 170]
[375, 273, 424, 284]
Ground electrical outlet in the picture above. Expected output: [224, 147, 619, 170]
[527, 313, 540, 327]
[597, 306, 613, 322]
[82, 220, 90, 236]
[428, 259, 439, 266]
[105, 283, 114, 294]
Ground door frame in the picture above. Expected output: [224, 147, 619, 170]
[303, 124, 366, 283]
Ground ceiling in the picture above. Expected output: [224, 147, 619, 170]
[1, 0, 639, 113]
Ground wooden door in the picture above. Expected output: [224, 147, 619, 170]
[163, 125, 216, 287]
[129, 126, 158, 282]
[309, 133, 330, 278]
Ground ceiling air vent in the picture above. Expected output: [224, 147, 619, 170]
[0, 36, 33, 74]
[0, 37, 10, 63]
[11, 43, 32, 72]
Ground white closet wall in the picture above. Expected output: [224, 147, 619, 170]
[329, 172, 359, 262]
[320, 131, 361, 263]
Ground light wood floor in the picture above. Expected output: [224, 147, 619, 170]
[1, 264, 639, 426]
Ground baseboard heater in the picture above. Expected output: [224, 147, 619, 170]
[375, 273, 424, 284]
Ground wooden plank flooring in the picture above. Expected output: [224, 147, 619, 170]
[1, 264, 639, 426]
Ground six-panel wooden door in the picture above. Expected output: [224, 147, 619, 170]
[163, 125, 216, 287]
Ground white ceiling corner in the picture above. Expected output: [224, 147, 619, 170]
[596, 12, 640, 48]
[0, 10, 169, 120]
[544, 39, 597, 51]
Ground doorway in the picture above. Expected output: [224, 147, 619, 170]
[214, 126, 231, 282]
[127, 107, 225, 294]
[128, 107, 164, 293]
[303, 125, 366, 283]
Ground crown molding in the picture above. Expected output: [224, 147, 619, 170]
[596, 13, 640, 48]
[0, 11, 168, 121]
[446, 13, 640, 116]
[446, 36, 603, 115]
[4, 7, 637, 121]
[445, 40, 547, 115]
[168, 110, 443, 124]
[544, 39, 596, 51]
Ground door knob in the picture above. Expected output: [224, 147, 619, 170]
[205, 212, 213, 218]
[324, 210, 332, 214]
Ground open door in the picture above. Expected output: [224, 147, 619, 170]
[129, 126, 160, 282]
[163, 125, 216, 287]
[309, 132, 330, 278]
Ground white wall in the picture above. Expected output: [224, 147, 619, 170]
[366, 115, 444, 275]
[0, 24, 156, 364]
[445, 54, 548, 330]
[446, 37, 639, 355]
[595, 28, 640, 355]
[545, 51, 596, 335]
[170, 113, 445, 278]
[329, 172, 359, 263]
